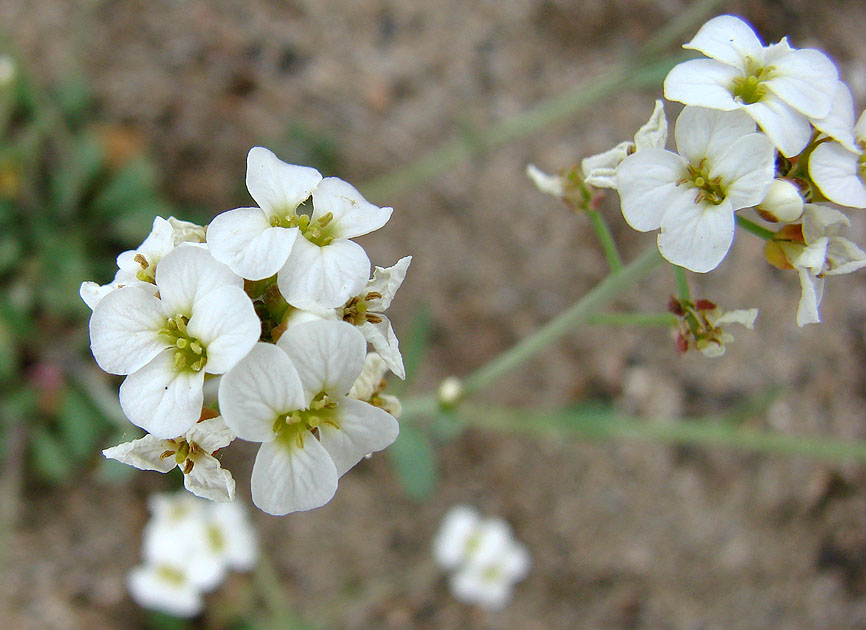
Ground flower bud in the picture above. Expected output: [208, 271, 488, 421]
[756, 179, 804, 223]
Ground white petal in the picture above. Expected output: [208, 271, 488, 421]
[206, 207, 299, 280]
[743, 98, 811, 158]
[811, 82, 857, 151]
[102, 435, 177, 473]
[675, 106, 756, 165]
[449, 565, 512, 610]
[683, 15, 763, 68]
[663, 59, 741, 111]
[658, 199, 735, 273]
[802, 204, 849, 242]
[318, 397, 399, 477]
[245, 146, 322, 217]
[710, 308, 758, 329]
[183, 453, 236, 502]
[825, 237, 866, 276]
[186, 286, 259, 374]
[633, 99, 668, 150]
[795, 268, 823, 327]
[433, 505, 481, 569]
[278, 237, 371, 310]
[311, 177, 393, 239]
[277, 320, 367, 399]
[209, 502, 258, 570]
[581, 141, 632, 186]
[89, 286, 167, 375]
[809, 143, 866, 208]
[616, 149, 688, 232]
[250, 436, 338, 515]
[358, 318, 405, 379]
[185, 415, 234, 452]
[348, 352, 390, 401]
[218, 342, 306, 442]
[766, 47, 838, 118]
[525, 164, 564, 197]
[156, 245, 242, 317]
[855, 109, 866, 142]
[117, 217, 175, 275]
[126, 564, 203, 618]
[119, 350, 205, 438]
[709, 133, 775, 209]
[365, 256, 412, 311]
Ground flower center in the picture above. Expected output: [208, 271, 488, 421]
[270, 211, 337, 246]
[680, 161, 725, 205]
[342, 292, 384, 325]
[858, 148, 866, 182]
[160, 437, 202, 474]
[158, 314, 208, 373]
[729, 58, 775, 105]
[155, 564, 186, 586]
[133, 253, 157, 284]
[273, 391, 340, 448]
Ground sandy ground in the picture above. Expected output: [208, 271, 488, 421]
[4, 0, 866, 628]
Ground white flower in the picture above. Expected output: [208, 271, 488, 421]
[102, 415, 236, 502]
[696, 307, 758, 358]
[616, 106, 775, 272]
[775, 204, 866, 326]
[809, 109, 866, 208]
[218, 320, 399, 515]
[204, 501, 258, 572]
[80, 216, 208, 310]
[127, 561, 203, 618]
[142, 493, 226, 592]
[89, 245, 259, 438]
[341, 256, 411, 379]
[206, 147, 321, 281]
[207, 147, 392, 309]
[433, 505, 531, 610]
[664, 14, 838, 157]
[810, 81, 858, 152]
[348, 352, 402, 418]
[526, 100, 667, 196]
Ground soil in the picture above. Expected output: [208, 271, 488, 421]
[4, 0, 866, 628]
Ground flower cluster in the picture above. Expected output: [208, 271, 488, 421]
[433, 505, 531, 610]
[83, 148, 409, 514]
[126, 492, 257, 618]
[529, 14, 866, 330]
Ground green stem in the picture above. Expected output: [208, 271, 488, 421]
[673, 265, 691, 303]
[460, 404, 866, 463]
[586, 209, 623, 271]
[586, 312, 677, 327]
[460, 246, 665, 398]
[736, 214, 775, 240]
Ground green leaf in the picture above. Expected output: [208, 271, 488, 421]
[56, 386, 107, 461]
[395, 302, 432, 388]
[146, 611, 190, 630]
[30, 427, 73, 484]
[388, 423, 437, 500]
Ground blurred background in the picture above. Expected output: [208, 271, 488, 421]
[3, 0, 866, 628]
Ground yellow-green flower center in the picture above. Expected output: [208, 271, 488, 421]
[155, 564, 186, 585]
[729, 58, 775, 105]
[680, 161, 726, 205]
[270, 210, 337, 246]
[342, 292, 384, 326]
[158, 314, 207, 373]
[273, 391, 340, 448]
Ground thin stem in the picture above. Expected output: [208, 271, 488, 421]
[586, 312, 677, 327]
[586, 209, 623, 272]
[673, 265, 691, 303]
[460, 404, 866, 463]
[461, 246, 665, 398]
[736, 214, 776, 240]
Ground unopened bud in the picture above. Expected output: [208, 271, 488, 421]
[757, 179, 804, 223]
[437, 376, 463, 409]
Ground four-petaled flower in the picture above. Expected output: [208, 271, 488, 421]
[89, 245, 260, 437]
[617, 106, 775, 272]
[664, 14, 838, 157]
[219, 320, 399, 515]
